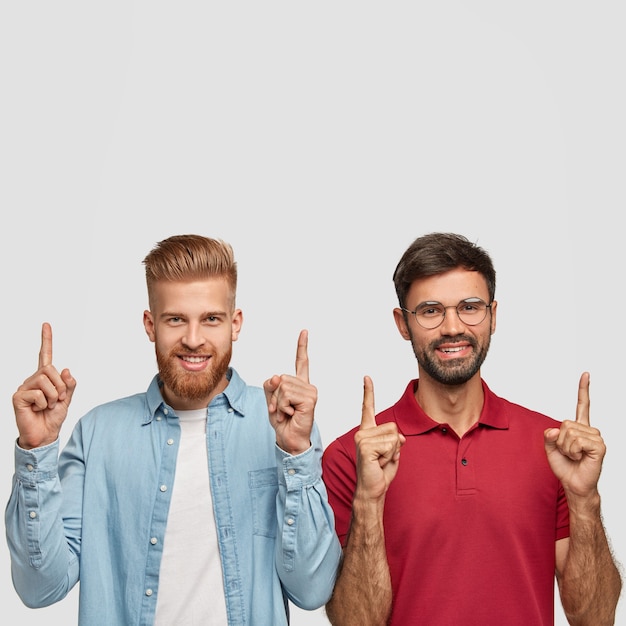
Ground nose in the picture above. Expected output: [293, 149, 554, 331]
[182, 322, 206, 350]
[439, 305, 465, 335]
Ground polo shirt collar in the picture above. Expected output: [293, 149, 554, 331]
[393, 378, 509, 435]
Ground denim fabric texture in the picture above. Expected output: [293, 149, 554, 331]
[6, 368, 341, 625]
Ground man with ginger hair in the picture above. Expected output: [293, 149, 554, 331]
[6, 234, 341, 625]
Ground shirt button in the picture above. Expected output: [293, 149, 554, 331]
[287, 469, 296, 475]
[167, 438, 174, 445]
[287, 518, 295, 526]
[156, 416, 162, 421]
[163, 409, 169, 416]
[26, 464, 34, 471]
[441, 427, 447, 434]
[461, 458, 468, 466]
[145, 589, 153, 597]
[150, 537, 158, 545]
[29, 511, 37, 519]
[228, 408, 234, 413]
[160, 485, 168, 492]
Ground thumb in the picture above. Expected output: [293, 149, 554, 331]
[543, 427, 559, 451]
[60, 369, 77, 404]
[263, 376, 279, 411]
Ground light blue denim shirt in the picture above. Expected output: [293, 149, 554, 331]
[5, 368, 341, 625]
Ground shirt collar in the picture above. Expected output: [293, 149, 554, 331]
[393, 378, 509, 435]
[220, 367, 248, 417]
[143, 367, 249, 424]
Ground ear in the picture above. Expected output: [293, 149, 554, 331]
[393, 307, 412, 341]
[143, 310, 156, 342]
[489, 300, 497, 335]
[231, 308, 243, 342]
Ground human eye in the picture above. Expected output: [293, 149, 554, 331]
[417, 303, 444, 318]
[458, 299, 485, 315]
[204, 314, 223, 325]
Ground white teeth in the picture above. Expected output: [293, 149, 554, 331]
[182, 356, 206, 363]
[442, 347, 464, 353]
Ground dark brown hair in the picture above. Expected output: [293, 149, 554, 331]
[392, 232, 496, 308]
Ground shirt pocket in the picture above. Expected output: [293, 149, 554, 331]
[248, 467, 279, 538]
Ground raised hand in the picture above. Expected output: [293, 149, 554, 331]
[544, 372, 605, 499]
[354, 376, 406, 501]
[263, 329, 317, 455]
[12, 322, 77, 450]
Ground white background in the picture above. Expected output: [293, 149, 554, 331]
[1, 2, 624, 624]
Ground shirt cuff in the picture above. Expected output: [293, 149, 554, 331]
[275, 443, 322, 489]
[14, 438, 60, 482]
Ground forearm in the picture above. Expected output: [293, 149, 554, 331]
[326, 497, 392, 626]
[558, 492, 623, 625]
[274, 441, 342, 609]
[5, 441, 79, 607]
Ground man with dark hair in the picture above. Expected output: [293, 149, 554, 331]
[323, 232, 622, 625]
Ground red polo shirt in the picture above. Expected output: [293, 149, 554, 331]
[322, 379, 569, 626]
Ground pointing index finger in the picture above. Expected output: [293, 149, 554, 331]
[294, 329, 310, 382]
[360, 375, 377, 430]
[575, 371, 591, 426]
[38, 322, 53, 369]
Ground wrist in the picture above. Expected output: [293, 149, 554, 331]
[17, 436, 57, 450]
[276, 434, 311, 456]
[17, 438, 38, 450]
[352, 491, 386, 518]
[565, 489, 604, 525]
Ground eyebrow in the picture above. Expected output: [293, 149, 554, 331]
[159, 310, 229, 318]
[413, 297, 484, 308]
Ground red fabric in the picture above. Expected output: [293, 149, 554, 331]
[322, 379, 569, 626]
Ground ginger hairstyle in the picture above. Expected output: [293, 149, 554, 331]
[392, 232, 496, 309]
[143, 234, 238, 309]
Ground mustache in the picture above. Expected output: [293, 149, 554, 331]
[170, 346, 211, 356]
[431, 335, 477, 349]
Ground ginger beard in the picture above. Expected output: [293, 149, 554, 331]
[156, 343, 232, 402]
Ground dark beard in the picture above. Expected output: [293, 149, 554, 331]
[156, 345, 232, 402]
[410, 332, 491, 386]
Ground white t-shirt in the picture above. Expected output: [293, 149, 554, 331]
[154, 409, 228, 625]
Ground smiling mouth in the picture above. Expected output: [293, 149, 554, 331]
[179, 355, 209, 363]
[439, 346, 466, 354]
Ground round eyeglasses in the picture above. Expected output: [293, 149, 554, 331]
[401, 297, 492, 330]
